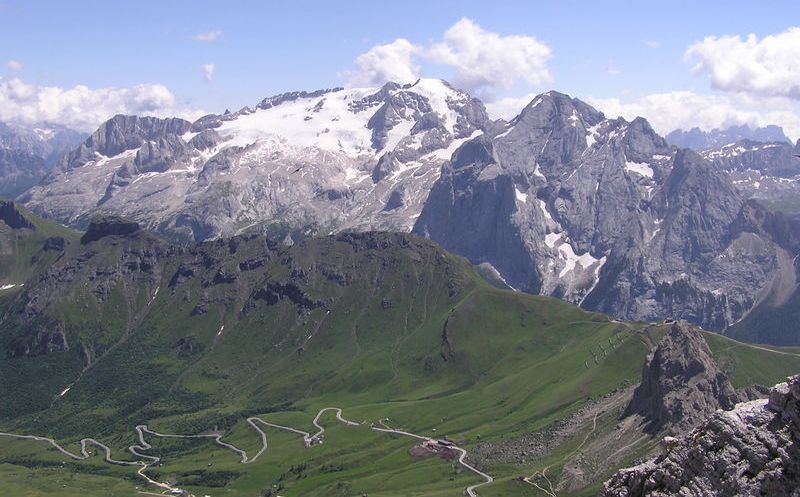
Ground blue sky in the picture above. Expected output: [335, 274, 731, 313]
[1, 0, 799, 137]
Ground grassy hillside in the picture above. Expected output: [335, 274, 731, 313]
[726, 289, 800, 346]
[0, 207, 797, 497]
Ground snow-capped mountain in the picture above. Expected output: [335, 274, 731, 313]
[23, 79, 488, 241]
[18, 80, 800, 337]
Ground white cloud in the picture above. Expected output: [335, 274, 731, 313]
[345, 18, 552, 94]
[606, 60, 621, 76]
[685, 27, 800, 99]
[192, 30, 223, 42]
[645, 40, 661, 49]
[6, 60, 22, 71]
[0, 77, 203, 131]
[346, 38, 420, 87]
[484, 93, 537, 120]
[587, 91, 800, 141]
[427, 18, 552, 92]
[201, 63, 215, 82]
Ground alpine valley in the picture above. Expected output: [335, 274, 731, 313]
[0, 78, 799, 497]
[0, 202, 798, 497]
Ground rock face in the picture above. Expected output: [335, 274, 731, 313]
[624, 322, 740, 434]
[603, 375, 800, 497]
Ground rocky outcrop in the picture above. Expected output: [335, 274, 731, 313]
[624, 322, 740, 434]
[81, 216, 141, 244]
[603, 375, 800, 497]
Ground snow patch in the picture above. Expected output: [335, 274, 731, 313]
[545, 232, 561, 248]
[625, 161, 654, 178]
[557, 243, 603, 278]
[216, 87, 376, 157]
[427, 130, 483, 160]
[515, 187, 528, 203]
[532, 163, 546, 180]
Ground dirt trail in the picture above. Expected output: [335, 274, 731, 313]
[523, 411, 599, 497]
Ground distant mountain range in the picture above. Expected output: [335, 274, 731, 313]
[0, 121, 85, 198]
[0, 79, 797, 344]
[666, 124, 791, 151]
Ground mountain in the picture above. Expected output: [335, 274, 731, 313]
[414, 91, 799, 338]
[16, 81, 800, 343]
[22, 79, 489, 241]
[702, 139, 800, 216]
[666, 124, 791, 151]
[0, 204, 798, 497]
[0, 121, 86, 198]
[603, 374, 800, 497]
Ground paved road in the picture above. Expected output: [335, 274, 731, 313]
[372, 421, 494, 497]
[1, 407, 492, 497]
[0, 430, 185, 495]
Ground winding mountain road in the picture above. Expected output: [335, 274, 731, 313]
[0, 407, 492, 497]
[372, 420, 494, 497]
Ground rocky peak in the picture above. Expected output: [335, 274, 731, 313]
[603, 375, 800, 497]
[624, 321, 740, 434]
[653, 149, 743, 263]
[0, 200, 35, 230]
[621, 117, 672, 165]
[59, 115, 191, 170]
[513, 91, 604, 131]
[80, 215, 141, 244]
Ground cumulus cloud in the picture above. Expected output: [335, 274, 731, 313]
[201, 63, 215, 82]
[346, 38, 420, 87]
[484, 93, 538, 120]
[587, 91, 800, 141]
[345, 18, 552, 95]
[685, 27, 800, 99]
[0, 77, 203, 131]
[6, 60, 22, 71]
[192, 30, 223, 42]
[427, 18, 552, 92]
[645, 40, 661, 49]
